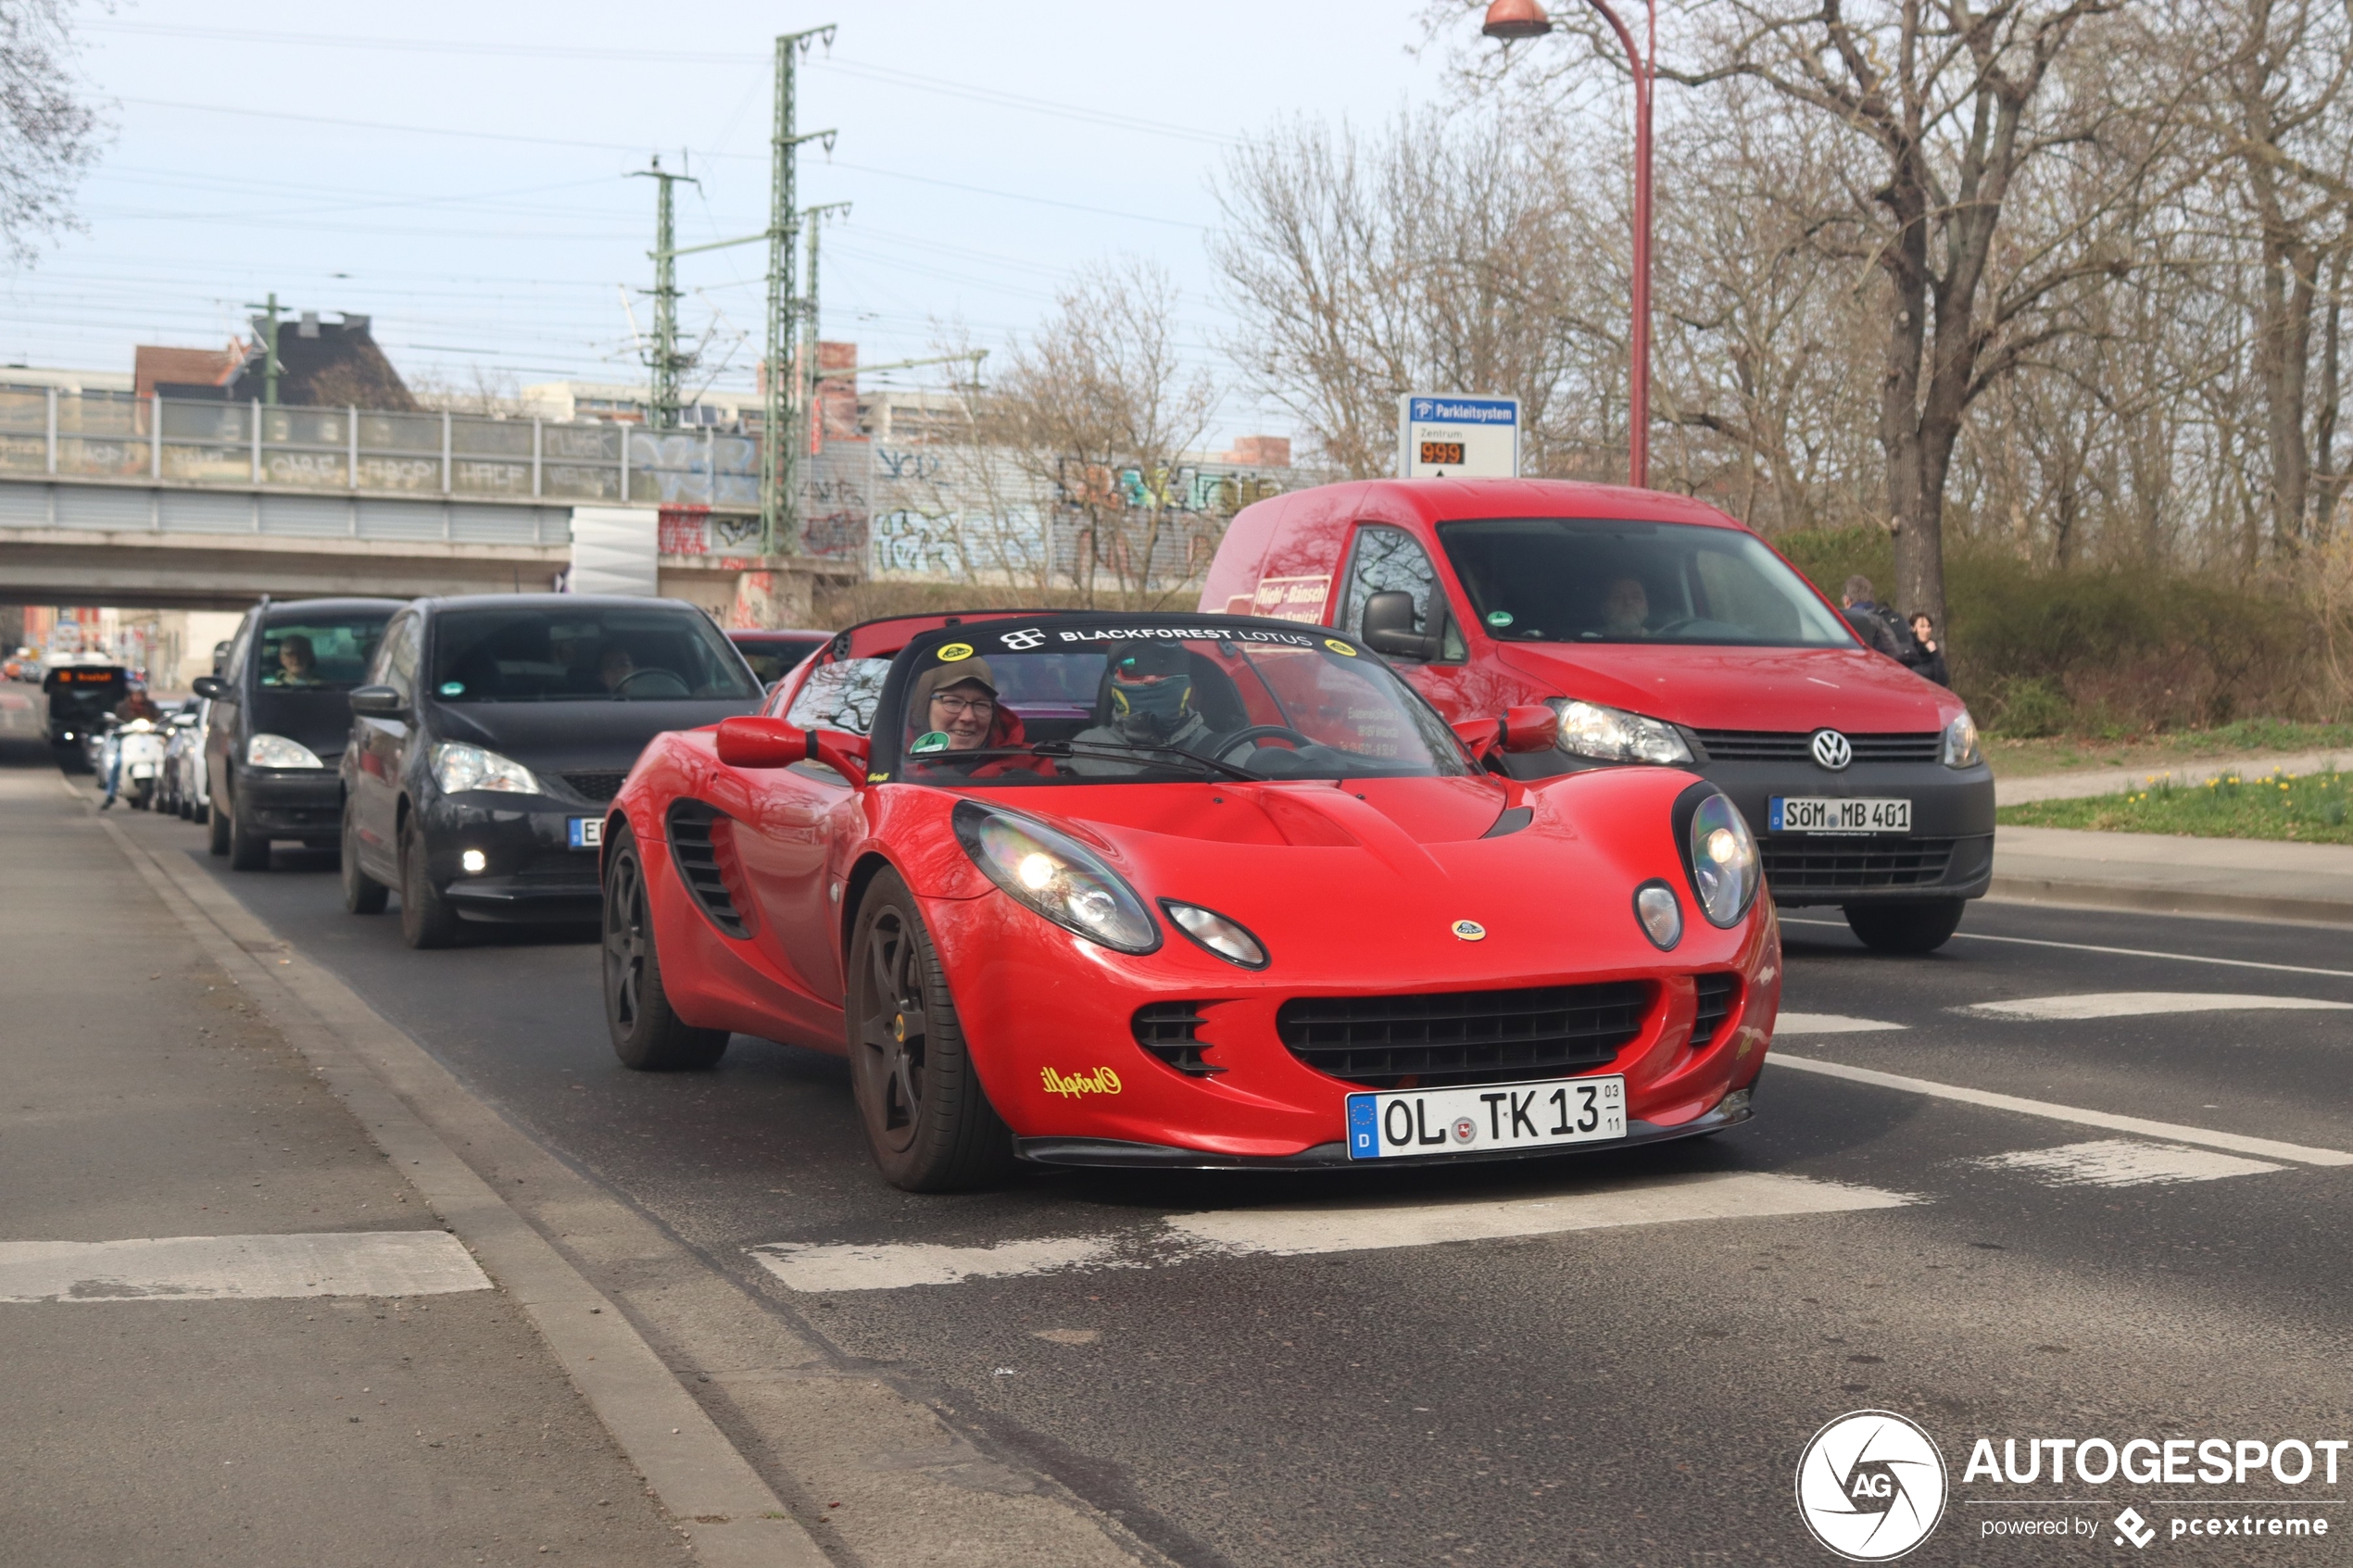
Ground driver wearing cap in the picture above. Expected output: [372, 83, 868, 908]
[1069, 642, 1214, 775]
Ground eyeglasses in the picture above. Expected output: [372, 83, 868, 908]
[930, 694, 996, 715]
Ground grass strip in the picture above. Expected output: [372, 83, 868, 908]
[1998, 766, 2353, 844]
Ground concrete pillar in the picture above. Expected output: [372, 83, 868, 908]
[730, 566, 813, 630]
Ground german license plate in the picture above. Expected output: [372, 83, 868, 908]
[1346, 1075, 1626, 1160]
[567, 816, 602, 849]
[1769, 797, 1910, 834]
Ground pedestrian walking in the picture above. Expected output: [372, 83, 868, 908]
[1838, 576, 1911, 661]
[1908, 613, 1950, 687]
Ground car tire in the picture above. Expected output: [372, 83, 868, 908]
[1843, 897, 1966, 954]
[601, 829, 727, 1071]
[190, 793, 208, 826]
[397, 813, 462, 949]
[342, 801, 389, 915]
[847, 869, 1016, 1193]
[226, 794, 271, 871]
[207, 791, 231, 855]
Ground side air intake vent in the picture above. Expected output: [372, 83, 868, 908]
[1133, 1002, 1220, 1075]
[1691, 972, 1740, 1047]
[665, 801, 754, 939]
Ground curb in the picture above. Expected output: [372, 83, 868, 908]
[1985, 872, 2353, 929]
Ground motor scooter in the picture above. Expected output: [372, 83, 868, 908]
[101, 717, 170, 809]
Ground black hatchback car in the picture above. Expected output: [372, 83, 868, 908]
[339, 594, 764, 947]
[195, 597, 405, 869]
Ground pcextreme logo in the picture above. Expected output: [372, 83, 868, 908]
[1796, 1410, 1948, 1561]
[1040, 1066, 1122, 1098]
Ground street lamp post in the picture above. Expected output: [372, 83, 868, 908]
[1482, 0, 1654, 489]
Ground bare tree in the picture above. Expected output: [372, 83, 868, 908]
[1, 0, 104, 265]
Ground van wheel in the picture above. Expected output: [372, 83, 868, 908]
[207, 793, 231, 856]
[342, 800, 388, 915]
[1843, 898, 1966, 954]
[602, 829, 727, 1070]
[397, 815, 462, 948]
[226, 797, 271, 871]
[848, 870, 1016, 1192]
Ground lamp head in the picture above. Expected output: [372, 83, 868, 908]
[1482, 0, 1555, 39]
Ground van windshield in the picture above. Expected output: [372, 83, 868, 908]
[259, 613, 392, 691]
[1438, 518, 1856, 648]
[430, 606, 761, 702]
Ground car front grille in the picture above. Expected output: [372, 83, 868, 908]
[664, 802, 751, 938]
[1132, 1001, 1219, 1075]
[1761, 837, 1955, 892]
[1694, 730, 1941, 763]
[563, 771, 630, 802]
[1691, 972, 1739, 1047]
[1275, 982, 1651, 1089]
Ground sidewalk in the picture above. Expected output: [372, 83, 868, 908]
[1996, 748, 2350, 806]
[1991, 823, 2353, 926]
[0, 746, 687, 1567]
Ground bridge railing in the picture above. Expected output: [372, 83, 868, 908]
[0, 386, 764, 510]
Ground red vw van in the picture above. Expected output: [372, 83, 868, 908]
[1200, 479, 1992, 952]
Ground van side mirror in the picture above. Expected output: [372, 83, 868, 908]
[348, 685, 406, 717]
[1360, 591, 1438, 661]
[191, 675, 226, 701]
[716, 716, 872, 788]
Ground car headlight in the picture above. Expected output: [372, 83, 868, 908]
[430, 742, 540, 796]
[952, 799, 1160, 954]
[1942, 709, 1982, 769]
[1549, 698, 1692, 765]
[1676, 784, 1761, 927]
[246, 733, 324, 770]
[1163, 901, 1268, 969]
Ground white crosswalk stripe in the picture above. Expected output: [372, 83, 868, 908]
[1965, 1138, 2284, 1188]
[1776, 1012, 1906, 1035]
[1958, 992, 2353, 1022]
[0, 1231, 490, 1303]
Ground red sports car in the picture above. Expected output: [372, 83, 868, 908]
[599, 611, 1780, 1190]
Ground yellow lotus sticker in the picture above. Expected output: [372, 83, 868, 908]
[1040, 1066, 1123, 1097]
[1324, 638, 1358, 657]
[937, 642, 975, 661]
[1452, 919, 1487, 941]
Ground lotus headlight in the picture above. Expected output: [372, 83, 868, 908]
[1549, 698, 1692, 765]
[430, 742, 540, 796]
[1942, 709, 1982, 769]
[953, 800, 1160, 954]
[1163, 901, 1269, 969]
[1677, 784, 1761, 927]
[246, 733, 324, 770]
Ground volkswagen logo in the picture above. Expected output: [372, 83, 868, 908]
[1810, 728, 1854, 771]
[1795, 1410, 1947, 1561]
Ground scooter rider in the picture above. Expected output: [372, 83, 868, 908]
[98, 684, 161, 809]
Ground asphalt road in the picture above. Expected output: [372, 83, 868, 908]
[91, 772, 2353, 1567]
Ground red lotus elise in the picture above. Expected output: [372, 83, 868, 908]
[599, 611, 1780, 1190]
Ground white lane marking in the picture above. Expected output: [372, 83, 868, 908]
[1777, 1011, 1908, 1035]
[1968, 1138, 2284, 1188]
[750, 1236, 1119, 1293]
[747, 1171, 1914, 1291]
[1162, 1171, 1913, 1256]
[0, 1231, 489, 1303]
[1783, 917, 2353, 982]
[1771, 1055, 2353, 1166]
[1960, 991, 2353, 1022]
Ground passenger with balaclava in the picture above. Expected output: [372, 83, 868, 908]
[1069, 641, 1215, 775]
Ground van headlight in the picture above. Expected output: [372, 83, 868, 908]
[1942, 709, 1982, 769]
[953, 800, 1161, 954]
[430, 742, 540, 796]
[1549, 698, 1692, 765]
[246, 734, 324, 770]
[1675, 784, 1761, 927]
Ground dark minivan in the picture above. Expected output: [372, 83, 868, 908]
[339, 594, 763, 947]
[195, 597, 404, 870]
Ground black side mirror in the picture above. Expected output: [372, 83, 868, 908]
[1360, 591, 1439, 661]
[348, 685, 406, 717]
[191, 675, 226, 701]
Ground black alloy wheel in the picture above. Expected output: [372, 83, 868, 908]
[601, 829, 728, 1070]
[341, 797, 389, 915]
[1843, 897, 1967, 954]
[397, 812, 462, 949]
[847, 870, 1015, 1192]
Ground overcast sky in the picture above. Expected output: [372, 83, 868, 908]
[2, 0, 1473, 445]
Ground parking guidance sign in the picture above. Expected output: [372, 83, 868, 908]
[1397, 394, 1519, 479]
